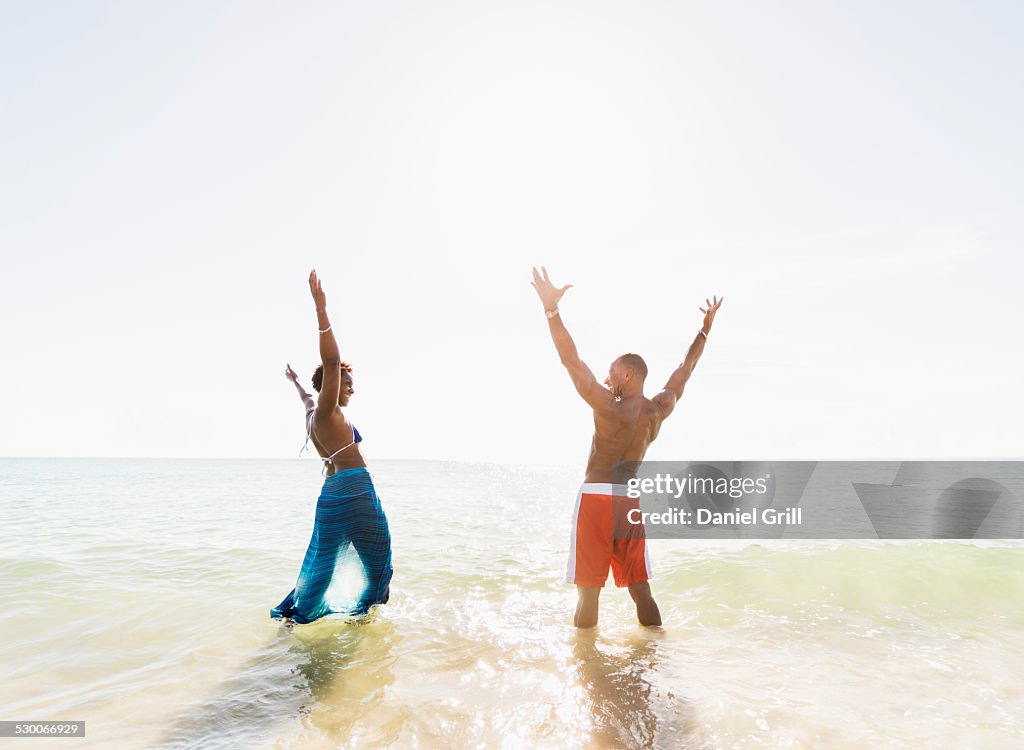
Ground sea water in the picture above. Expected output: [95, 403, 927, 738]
[1, 458, 1022, 749]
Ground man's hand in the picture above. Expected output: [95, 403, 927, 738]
[309, 269, 327, 310]
[699, 296, 724, 335]
[531, 266, 573, 312]
[285, 363, 299, 383]
[654, 295, 725, 417]
[532, 265, 612, 412]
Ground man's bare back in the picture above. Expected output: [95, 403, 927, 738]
[531, 265, 723, 628]
[584, 396, 663, 483]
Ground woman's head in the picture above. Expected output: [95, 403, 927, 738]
[312, 362, 355, 406]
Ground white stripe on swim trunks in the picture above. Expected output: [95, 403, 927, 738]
[565, 487, 583, 583]
[644, 534, 653, 578]
[578, 483, 629, 495]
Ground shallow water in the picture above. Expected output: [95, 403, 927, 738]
[1, 458, 1022, 748]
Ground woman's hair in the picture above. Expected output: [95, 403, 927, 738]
[311, 362, 353, 392]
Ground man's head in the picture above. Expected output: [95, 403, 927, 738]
[605, 353, 647, 398]
[312, 362, 355, 406]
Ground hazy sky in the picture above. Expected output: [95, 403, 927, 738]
[2, 1, 1021, 463]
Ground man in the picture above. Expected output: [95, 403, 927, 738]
[531, 266, 722, 628]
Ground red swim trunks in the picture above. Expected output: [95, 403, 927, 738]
[565, 483, 651, 588]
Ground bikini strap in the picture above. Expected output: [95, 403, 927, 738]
[325, 439, 357, 460]
[306, 413, 358, 473]
[300, 410, 316, 456]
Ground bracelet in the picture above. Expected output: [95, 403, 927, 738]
[318, 325, 332, 334]
[699, 328, 708, 339]
[545, 308, 559, 319]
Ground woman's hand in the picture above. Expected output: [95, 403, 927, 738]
[285, 363, 299, 382]
[309, 269, 327, 310]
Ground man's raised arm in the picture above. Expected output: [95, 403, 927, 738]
[531, 266, 613, 411]
[653, 296, 723, 420]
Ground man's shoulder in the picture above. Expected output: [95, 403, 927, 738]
[635, 395, 665, 417]
[594, 396, 660, 424]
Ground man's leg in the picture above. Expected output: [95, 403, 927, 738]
[612, 502, 659, 626]
[627, 581, 662, 626]
[574, 586, 601, 628]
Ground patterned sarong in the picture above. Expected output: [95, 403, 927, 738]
[271, 467, 393, 623]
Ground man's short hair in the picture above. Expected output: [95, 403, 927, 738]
[311, 362, 353, 392]
[616, 353, 648, 380]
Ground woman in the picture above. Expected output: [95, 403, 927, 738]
[271, 270, 393, 624]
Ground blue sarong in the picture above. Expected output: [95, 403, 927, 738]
[271, 467, 393, 624]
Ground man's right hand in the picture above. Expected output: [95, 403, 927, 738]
[531, 266, 573, 312]
[699, 296, 723, 335]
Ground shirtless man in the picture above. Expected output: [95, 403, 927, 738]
[531, 266, 722, 628]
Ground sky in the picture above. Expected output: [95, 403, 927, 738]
[1, 1, 1021, 464]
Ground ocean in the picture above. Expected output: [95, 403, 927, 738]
[1, 458, 1022, 749]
